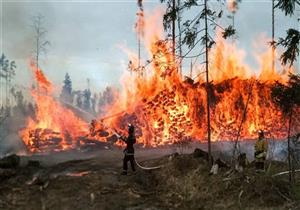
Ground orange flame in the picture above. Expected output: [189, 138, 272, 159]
[20, 63, 89, 152]
[103, 8, 298, 146]
[20, 7, 299, 152]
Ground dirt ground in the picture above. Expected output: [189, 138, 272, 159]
[0, 144, 299, 210]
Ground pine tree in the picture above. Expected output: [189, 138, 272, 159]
[277, 28, 300, 66]
[75, 92, 83, 109]
[83, 89, 91, 112]
[97, 87, 115, 115]
[60, 73, 73, 104]
[0, 54, 16, 115]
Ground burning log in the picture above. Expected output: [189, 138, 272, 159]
[26, 128, 64, 152]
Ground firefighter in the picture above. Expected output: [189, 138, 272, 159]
[120, 124, 136, 175]
[254, 130, 268, 171]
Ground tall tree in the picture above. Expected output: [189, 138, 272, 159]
[0, 54, 8, 108]
[272, 0, 275, 73]
[60, 73, 73, 104]
[31, 14, 50, 70]
[98, 87, 116, 115]
[177, 0, 183, 75]
[0, 54, 16, 110]
[161, 0, 235, 166]
[227, 0, 242, 31]
[83, 89, 92, 112]
[204, 0, 212, 166]
[271, 73, 300, 183]
[91, 93, 98, 115]
[75, 91, 83, 109]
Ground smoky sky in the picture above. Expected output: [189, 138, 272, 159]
[0, 0, 299, 96]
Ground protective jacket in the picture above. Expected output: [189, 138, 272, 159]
[254, 138, 268, 161]
[123, 134, 136, 155]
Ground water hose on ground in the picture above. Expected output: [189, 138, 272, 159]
[112, 130, 163, 170]
[134, 158, 163, 170]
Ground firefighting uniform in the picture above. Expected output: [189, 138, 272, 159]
[123, 135, 136, 172]
[254, 137, 268, 170]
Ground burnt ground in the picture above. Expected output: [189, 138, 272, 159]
[0, 143, 299, 210]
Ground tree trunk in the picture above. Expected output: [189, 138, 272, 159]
[177, 0, 182, 76]
[36, 30, 40, 94]
[287, 109, 294, 184]
[5, 71, 8, 108]
[204, 0, 212, 167]
[272, 0, 275, 73]
[172, 0, 176, 65]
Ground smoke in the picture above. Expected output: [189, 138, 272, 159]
[211, 140, 289, 162]
[0, 106, 29, 157]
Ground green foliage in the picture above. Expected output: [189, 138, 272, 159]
[200, 36, 215, 49]
[222, 25, 236, 39]
[183, 0, 198, 8]
[275, 0, 300, 16]
[0, 54, 16, 79]
[182, 28, 198, 48]
[163, 6, 177, 30]
[160, 0, 235, 60]
[271, 73, 300, 115]
[277, 29, 300, 66]
[160, 0, 178, 30]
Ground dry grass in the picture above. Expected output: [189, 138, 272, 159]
[146, 153, 297, 210]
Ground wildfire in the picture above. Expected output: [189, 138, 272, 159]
[102, 8, 298, 146]
[20, 6, 299, 153]
[20, 62, 89, 152]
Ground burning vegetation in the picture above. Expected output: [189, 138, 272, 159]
[1, 1, 300, 210]
[18, 4, 299, 153]
[20, 62, 89, 153]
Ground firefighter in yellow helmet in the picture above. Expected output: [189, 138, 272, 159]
[254, 130, 268, 171]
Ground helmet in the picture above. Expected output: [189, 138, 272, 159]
[258, 129, 264, 138]
[128, 124, 135, 133]
[258, 129, 264, 134]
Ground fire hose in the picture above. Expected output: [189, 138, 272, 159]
[112, 130, 163, 170]
[134, 159, 163, 170]
[272, 169, 300, 177]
